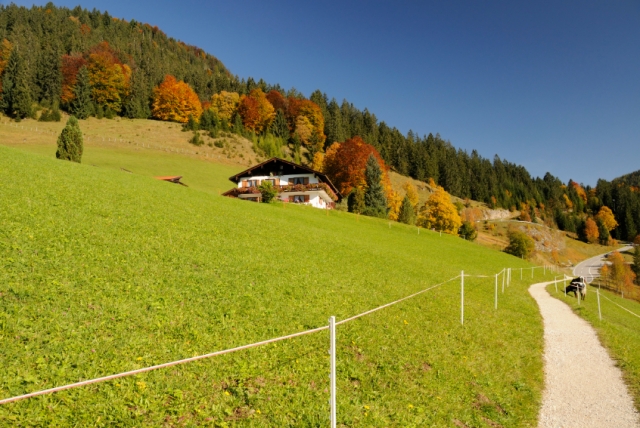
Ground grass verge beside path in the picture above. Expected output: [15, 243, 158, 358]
[546, 283, 640, 411]
[0, 146, 549, 426]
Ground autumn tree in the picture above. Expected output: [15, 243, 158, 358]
[85, 42, 131, 113]
[608, 251, 636, 295]
[266, 90, 287, 113]
[596, 206, 618, 232]
[323, 136, 389, 196]
[417, 185, 462, 234]
[287, 98, 326, 151]
[387, 190, 403, 221]
[459, 221, 478, 241]
[238, 88, 275, 134]
[362, 154, 388, 218]
[580, 217, 599, 244]
[210, 91, 239, 124]
[0, 39, 12, 99]
[152, 75, 202, 123]
[60, 53, 87, 106]
[402, 181, 419, 209]
[56, 116, 83, 163]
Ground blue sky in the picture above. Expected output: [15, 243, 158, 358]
[6, 0, 640, 185]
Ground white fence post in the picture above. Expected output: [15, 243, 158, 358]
[495, 274, 498, 310]
[502, 270, 505, 294]
[461, 271, 464, 325]
[597, 290, 602, 321]
[554, 276, 558, 293]
[329, 316, 336, 428]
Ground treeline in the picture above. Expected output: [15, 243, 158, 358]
[0, 3, 638, 242]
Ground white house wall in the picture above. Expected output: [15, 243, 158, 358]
[236, 173, 318, 188]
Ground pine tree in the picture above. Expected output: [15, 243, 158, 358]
[1, 48, 33, 119]
[269, 109, 289, 140]
[347, 188, 365, 214]
[56, 116, 83, 163]
[363, 154, 388, 218]
[123, 68, 151, 119]
[398, 195, 416, 225]
[37, 40, 62, 104]
[70, 66, 93, 119]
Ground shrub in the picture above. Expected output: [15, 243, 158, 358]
[214, 140, 224, 148]
[189, 131, 204, 146]
[504, 230, 534, 259]
[459, 221, 478, 241]
[258, 181, 278, 203]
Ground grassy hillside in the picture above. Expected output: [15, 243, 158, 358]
[0, 146, 550, 426]
[547, 284, 640, 411]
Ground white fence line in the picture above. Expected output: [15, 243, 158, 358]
[0, 266, 550, 409]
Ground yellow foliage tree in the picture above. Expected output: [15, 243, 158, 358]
[152, 75, 202, 123]
[596, 206, 618, 232]
[402, 181, 419, 208]
[387, 189, 403, 221]
[583, 217, 599, 244]
[312, 152, 324, 172]
[210, 91, 239, 123]
[417, 185, 462, 234]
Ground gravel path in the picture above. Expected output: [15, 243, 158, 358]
[529, 281, 640, 428]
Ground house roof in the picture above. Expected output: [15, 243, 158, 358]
[228, 157, 342, 199]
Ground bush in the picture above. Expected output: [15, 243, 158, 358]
[56, 116, 83, 163]
[189, 131, 204, 146]
[504, 230, 534, 259]
[459, 221, 478, 241]
[214, 140, 224, 148]
[258, 181, 278, 203]
[38, 108, 61, 122]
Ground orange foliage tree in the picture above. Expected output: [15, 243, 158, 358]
[237, 88, 275, 134]
[85, 42, 131, 112]
[152, 75, 202, 123]
[60, 53, 87, 105]
[606, 251, 637, 297]
[323, 136, 389, 196]
[596, 206, 618, 232]
[210, 91, 239, 123]
[583, 217, 599, 244]
[287, 98, 326, 150]
[0, 39, 12, 98]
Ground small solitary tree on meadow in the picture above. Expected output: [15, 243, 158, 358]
[398, 195, 416, 225]
[504, 230, 535, 259]
[56, 116, 83, 163]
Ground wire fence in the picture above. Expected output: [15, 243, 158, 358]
[0, 119, 234, 161]
[0, 264, 544, 423]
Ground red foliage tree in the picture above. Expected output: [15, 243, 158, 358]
[237, 88, 275, 134]
[266, 90, 287, 113]
[60, 53, 87, 105]
[323, 136, 389, 196]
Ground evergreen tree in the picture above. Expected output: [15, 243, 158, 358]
[70, 66, 93, 119]
[269, 109, 289, 140]
[123, 69, 151, 119]
[596, 217, 610, 245]
[56, 116, 83, 163]
[37, 40, 62, 104]
[362, 154, 388, 218]
[1, 48, 33, 119]
[397, 195, 416, 225]
[347, 188, 365, 214]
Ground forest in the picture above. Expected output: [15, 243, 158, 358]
[0, 3, 638, 242]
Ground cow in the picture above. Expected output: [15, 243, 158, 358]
[565, 276, 587, 300]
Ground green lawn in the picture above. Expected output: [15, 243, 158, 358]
[0, 146, 550, 426]
[547, 282, 640, 412]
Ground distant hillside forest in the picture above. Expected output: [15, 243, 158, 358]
[0, 3, 638, 241]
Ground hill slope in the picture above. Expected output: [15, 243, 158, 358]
[0, 146, 546, 426]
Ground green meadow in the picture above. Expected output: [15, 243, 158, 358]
[547, 283, 640, 411]
[0, 145, 549, 426]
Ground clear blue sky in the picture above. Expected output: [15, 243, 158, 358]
[7, 0, 640, 185]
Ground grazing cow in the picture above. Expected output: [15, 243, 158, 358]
[565, 276, 587, 300]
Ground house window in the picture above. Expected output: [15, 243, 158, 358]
[290, 195, 309, 203]
[290, 177, 309, 185]
[246, 179, 260, 187]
